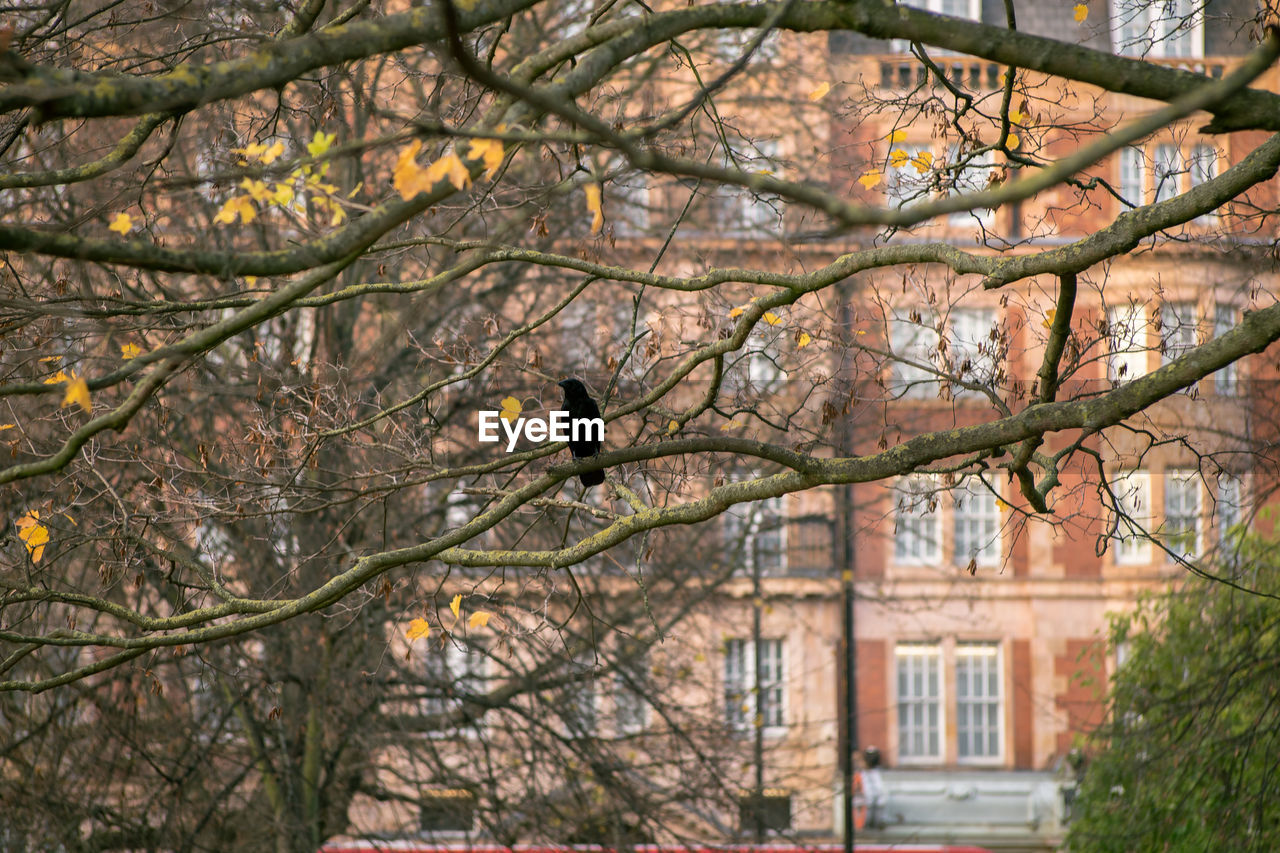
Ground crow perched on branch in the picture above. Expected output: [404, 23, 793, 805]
[557, 378, 605, 487]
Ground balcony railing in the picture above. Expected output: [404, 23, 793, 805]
[875, 53, 1229, 91]
[878, 57, 1005, 91]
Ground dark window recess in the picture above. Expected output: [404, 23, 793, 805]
[419, 788, 476, 833]
[737, 789, 792, 833]
[788, 516, 833, 575]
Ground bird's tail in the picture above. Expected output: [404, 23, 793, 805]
[580, 469, 605, 487]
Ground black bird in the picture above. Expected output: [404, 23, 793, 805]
[557, 378, 605, 487]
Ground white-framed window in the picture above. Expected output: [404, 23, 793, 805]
[896, 644, 943, 761]
[884, 143, 935, 209]
[1189, 144, 1219, 224]
[1153, 144, 1182, 204]
[723, 495, 788, 576]
[724, 638, 786, 731]
[1213, 304, 1238, 395]
[716, 140, 783, 236]
[559, 297, 602, 372]
[946, 145, 997, 226]
[423, 639, 488, 735]
[1119, 146, 1146, 206]
[711, 0, 781, 63]
[1112, 469, 1152, 565]
[889, 311, 940, 397]
[953, 477, 1001, 567]
[948, 307, 1000, 389]
[1217, 471, 1244, 543]
[894, 475, 942, 564]
[612, 173, 651, 238]
[1162, 468, 1201, 559]
[562, 654, 598, 737]
[1160, 300, 1198, 365]
[955, 643, 1003, 762]
[613, 647, 650, 735]
[1107, 303, 1149, 383]
[1111, 0, 1202, 58]
[746, 328, 787, 388]
[892, 0, 981, 53]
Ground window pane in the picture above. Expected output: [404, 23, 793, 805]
[885, 144, 935, 209]
[1160, 301, 1197, 366]
[948, 308, 999, 389]
[1113, 470, 1153, 564]
[1108, 303, 1148, 383]
[1163, 469, 1200, 559]
[954, 477, 1001, 566]
[1119, 146, 1145, 204]
[1213, 305, 1238, 394]
[895, 475, 941, 564]
[889, 311, 940, 398]
[896, 646, 942, 759]
[1153, 144, 1181, 204]
[1190, 145, 1218, 224]
[956, 644, 1002, 762]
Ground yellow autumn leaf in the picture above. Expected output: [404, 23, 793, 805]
[43, 369, 69, 385]
[885, 129, 907, 144]
[240, 178, 271, 203]
[214, 195, 256, 225]
[393, 141, 428, 200]
[467, 137, 505, 181]
[720, 420, 741, 431]
[585, 183, 604, 235]
[1073, 3, 1088, 22]
[1007, 133, 1021, 150]
[235, 142, 266, 162]
[61, 373, 90, 414]
[762, 312, 781, 326]
[450, 594, 462, 618]
[1008, 109, 1024, 126]
[423, 152, 472, 192]
[1042, 307, 1057, 330]
[911, 151, 934, 174]
[808, 81, 831, 101]
[729, 305, 746, 318]
[889, 148, 909, 169]
[316, 196, 346, 226]
[108, 213, 133, 234]
[17, 510, 49, 564]
[261, 140, 285, 164]
[406, 618, 431, 641]
[306, 130, 335, 158]
[797, 331, 812, 348]
[271, 183, 295, 206]
[499, 396, 522, 423]
[858, 170, 883, 190]
[121, 343, 141, 360]
[468, 611, 492, 629]
[996, 498, 1011, 512]
[667, 420, 679, 433]
[0, 424, 14, 431]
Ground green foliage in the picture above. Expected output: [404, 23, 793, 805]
[1069, 534, 1280, 852]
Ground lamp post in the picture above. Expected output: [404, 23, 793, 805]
[836, 282, 857, 853]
